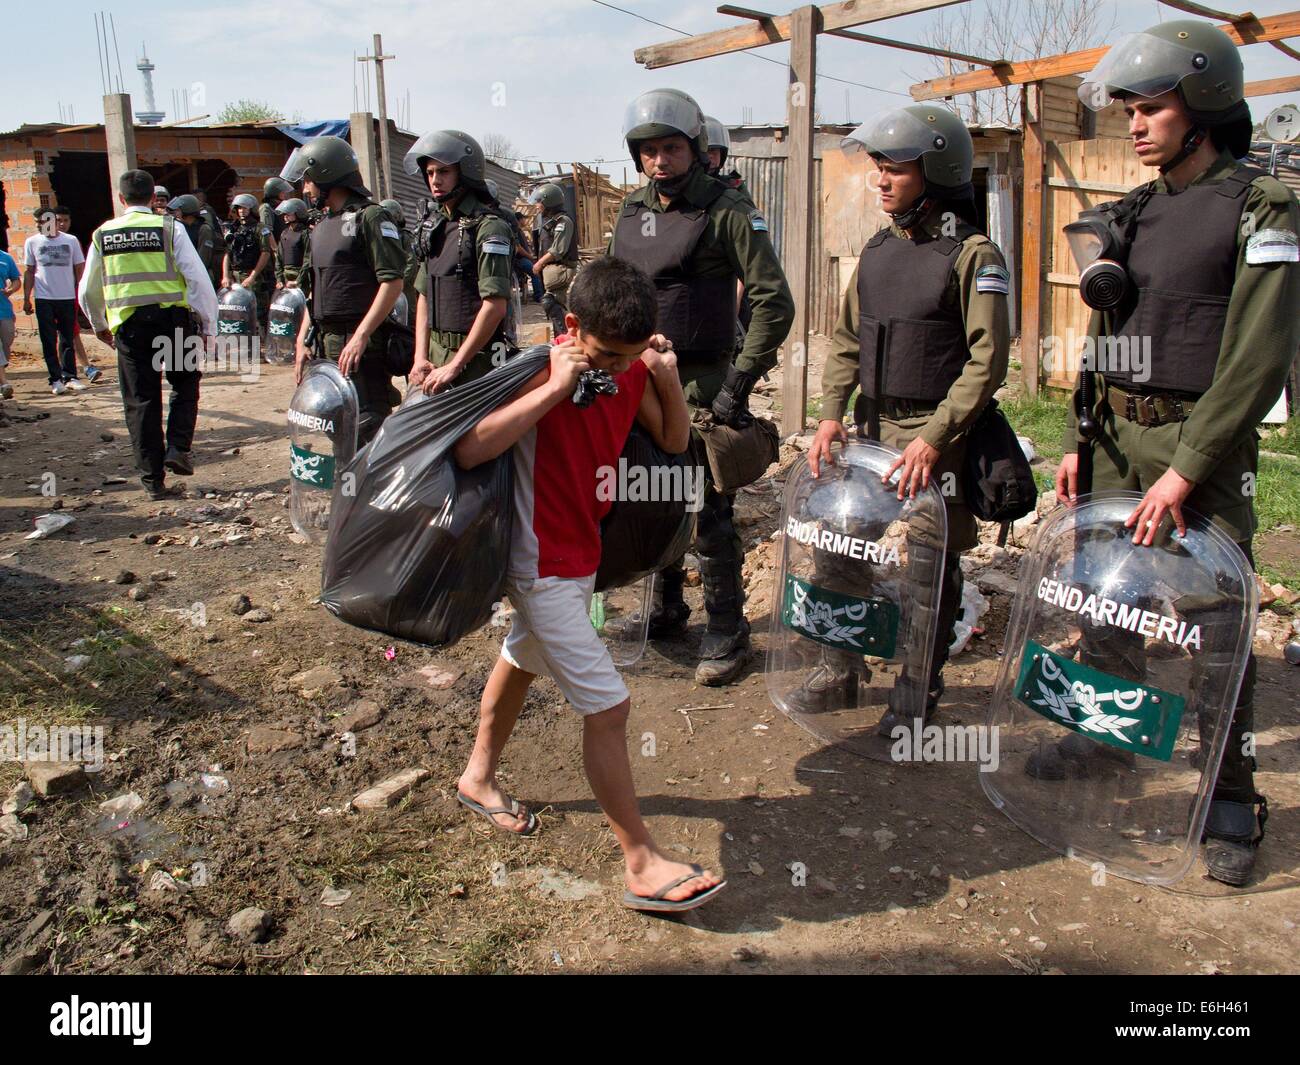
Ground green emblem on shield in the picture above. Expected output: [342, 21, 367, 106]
[1014, 640, 1186, 761]
[290, 442, 335, 489]
[781, 575, 899, 658]
[269, 319, 293, 336]
[589, 592, 606, 633]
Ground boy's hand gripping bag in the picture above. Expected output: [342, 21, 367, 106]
[319, 346, 550, 646]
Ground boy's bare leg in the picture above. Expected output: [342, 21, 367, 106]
[583, 701, 723, 903]
[73, 331, 89, 370]
[457, 655, 536, 833]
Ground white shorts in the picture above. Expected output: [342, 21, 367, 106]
[501, 574, 629, 715]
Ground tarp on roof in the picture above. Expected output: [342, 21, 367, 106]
[276, 120, 350, 145]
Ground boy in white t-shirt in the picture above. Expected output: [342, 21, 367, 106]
[23, 207, 86, 394]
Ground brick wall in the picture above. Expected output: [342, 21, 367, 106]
[0, 126, 296, 251]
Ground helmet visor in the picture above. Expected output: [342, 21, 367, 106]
[280, 147, 308, 183]
[842, 108, 942, 163]
[403, 131, 472, 176]
[622, 92, 704, 142]
[1078, 31, 1203, 112]
[704, 117, 730, 151]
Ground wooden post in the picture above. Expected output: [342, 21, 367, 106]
[103, 94, 137, 217]
[1019, 82, 1044, 398]
[349, 112, 379, 198]
[781, 4, 820, 437]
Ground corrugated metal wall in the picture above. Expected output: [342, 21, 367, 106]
[731, 154, 831, 335]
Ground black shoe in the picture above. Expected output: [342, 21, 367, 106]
[1024, 730, 1135, 780]
[164, 446, 194, 476]
[1202, 796, 1267, 887]
[147, 483, 185, 501]
[696, 639, 750, 687]
[647, 601, 690, 640]
[876, 676, 944, 737]
[785, 659, 866, 714]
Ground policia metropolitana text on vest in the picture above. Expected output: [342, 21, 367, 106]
[403, 130, 515, 394]
[1038, 21, 1300, 888]
[609, 88, 795, 686]
[529, 182, 580, 338]
[78, 169, 219, 501]
[282, 136, 407, 447]
[807, 104, 1012, 731]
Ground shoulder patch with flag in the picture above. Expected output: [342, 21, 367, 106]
[1245, 228, 1299, 265]
[380, 221, 401, 241]
[748, 209, 768, 232]
[482, 235, 512, 256]
[975, 264, 1010, 294]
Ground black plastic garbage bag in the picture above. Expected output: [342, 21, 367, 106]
[320, 346, 550, 646]
[595, 423, 698, 592]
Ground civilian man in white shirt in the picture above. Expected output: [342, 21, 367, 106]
[80, 169, 218, 500]
[23, 206, 85, 395]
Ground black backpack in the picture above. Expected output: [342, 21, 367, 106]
[961, 399, 1037, 523]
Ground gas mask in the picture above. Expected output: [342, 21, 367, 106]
[1063, 198, 1141, 311]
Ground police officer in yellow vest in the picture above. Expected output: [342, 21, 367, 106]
[78, 169, 218, 500]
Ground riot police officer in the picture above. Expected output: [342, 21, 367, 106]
[191, 190, 226, 287]
[529, 183, 579, 338]
[609, 88, 794, 686]
[804, 104, 1012, 729]
[282, 135, 406, 446]
[403, 130, 515, 393]
[380, 197, 418, 326]
[151, 185, 171, 215]
[1044, 20, 1300, 886]
[222, 192, 275, 334]
[167, 194, 216, 278]
[703, 115, 752, 204]
[274, 197, 310, 289]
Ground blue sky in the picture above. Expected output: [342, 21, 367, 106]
[5, 0, 1297, 179]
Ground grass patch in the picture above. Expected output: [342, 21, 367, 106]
[1260, 415, 1300, 458]
[1255, 454, 1300, 537]
[1001, 394, 1069, 465]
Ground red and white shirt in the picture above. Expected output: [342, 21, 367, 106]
[509, 359, 649, 579]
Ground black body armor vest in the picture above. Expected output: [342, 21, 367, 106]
[425, 207, 509, 341]
[857, 225, 978, 403]
[310, 203, 380, 327]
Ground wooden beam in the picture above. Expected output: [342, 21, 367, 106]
[635, 0, 962, 69]
[910, 12, 1300, 100]
[1246, 74, 1300, 97]
[1019, 83, 1044, 399]
[1272, 40, 1300, 60]
[721, 3, 1003, 66]
[782, 5, 821, 437]
[1157, 1, 1256, 22]
[827, 26, 1005, 67]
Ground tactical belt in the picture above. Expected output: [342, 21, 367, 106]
[1106, 384, 1198, 428]
[880, 397, 938, 419]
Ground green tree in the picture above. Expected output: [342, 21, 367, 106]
[216, 99, 284, 124]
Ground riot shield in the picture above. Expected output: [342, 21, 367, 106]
[389, 291, 409, 328]
[590, 573, 653, 667]
[983, 492, 1257, 885]
[266, 288, 306, 365]
[288, 361, 359, 545]
[216, 285, 258, 363]
[767, 440, 948, 761]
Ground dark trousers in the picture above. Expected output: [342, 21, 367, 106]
[115, 307, 201, 490]
[35, 298, 78, 384]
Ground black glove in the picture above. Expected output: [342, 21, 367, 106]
[711, 366, 757, 428]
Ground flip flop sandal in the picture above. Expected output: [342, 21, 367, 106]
[623, 863, 728, 913]
[457, 793, 538, 836]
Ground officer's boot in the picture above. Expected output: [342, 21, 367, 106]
[648, 560, 690, 639]
[540, 293, 567, 339]
[784, 647, 869, 714]
[1202, 695, 1266, 886]
[877, 547, 960, 737]
[695, 553, 750, 687]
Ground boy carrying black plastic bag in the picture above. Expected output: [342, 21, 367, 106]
[452, 257, 726, 913]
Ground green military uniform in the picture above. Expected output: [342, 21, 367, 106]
[609, 161, 794, 681]
[412, 189, 513, 384]
[275, 224, 308, 288]
[302, 192, 408, 441]
[399, 228, 419, 325]
[824, 208, 1012, 554]
[229, 217, 275, 332]
[183, 219, 216, 274]
[538, 210, 577, 323]
[1066, 150, 1300, 543]
[609, 165, 792, 406]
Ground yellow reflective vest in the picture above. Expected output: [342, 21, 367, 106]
[93, 211, 189, 332]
